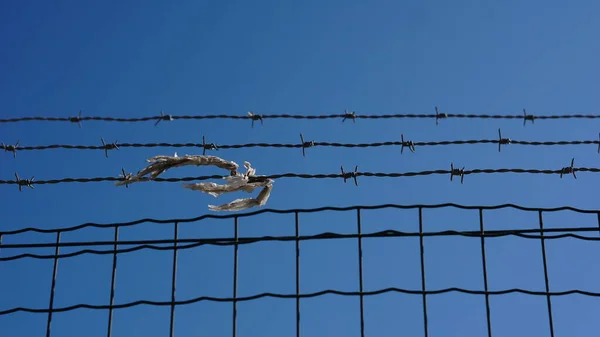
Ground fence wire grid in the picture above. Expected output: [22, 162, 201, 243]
[1, 204, 600, 337]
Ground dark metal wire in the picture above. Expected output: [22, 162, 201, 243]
[2, 166, 598, 188]
[418, 208, 429, 337]
[4, 137, 599, 156]
[2, 111, 600, 124]
[294, 212, 301, 337]
[170, 222, 179, 337]
[2, 204, 599, 236]
[479, 210, 492, 337]
[106, 227, 119, 337]
[3, 226, 600, 262]
[3, 287, 600, 316]
[46, 232, 60, 337]
[356, 209, 365, 337]
[232, 217, 239, 337]
[538, 212, 555, 337]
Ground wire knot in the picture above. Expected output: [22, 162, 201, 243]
[155, 111, 173, 126]
[101, 138, 119, 158]
[523, 109, 534, 126]
[560, 158, 577, 179]
[299, 133, 315, 157]
[202, 136, 219, 155]
[435, 106, 447, 125]
[70, 110, 83, 128]
[497, 129, 511, 152]
[341, 165, 359, 186]
[2, 141, 19, 158]
[450, 163, 465, 183]
[247, 111, 263, 128]
[400, 134, 415, 153]
[14, 172, 35, 191]
[119, 168, 134, 188]
[342, 109, 356, 123]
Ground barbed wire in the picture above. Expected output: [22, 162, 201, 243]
[1, 109, 600, 127]
[2, 225, 599, 262]
[1, 161, 593, 190]
[3, 131, 600, 158]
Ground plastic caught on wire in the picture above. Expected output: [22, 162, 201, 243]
[115, 153, 239, 187]
[183, 161, 274, 211]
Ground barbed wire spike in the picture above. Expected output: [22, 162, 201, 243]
[119, 168, 134, 188]
[14, 172, 34, 191]
[523, 109, 535, 126]
[342, 109, 356, 123]
[202, 136, 218, 156]
[400, 134, 415, 154]
[450, 163, 465, 184]
[340, 165, 359, 186]
[100, 138, 119, 158]
[2, 141, 19, 158]
[247, 111, 263, 128]
[154, 111, 173, 127]
[70, 110, 83, 128]
[560, 158, 577, 179]
[435, 106, 447, 126]
[597, 133, 599, 154]
[498, 129, 511, 152]
[299, 133, 315, 157]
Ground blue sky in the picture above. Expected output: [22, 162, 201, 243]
[1, 0, 600, 336]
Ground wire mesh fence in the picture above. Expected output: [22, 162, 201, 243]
[1, 203, 599, 337]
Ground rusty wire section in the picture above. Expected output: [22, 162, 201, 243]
[1, 108, 600, 128]
[3, 130, 600, 158]
[1, 203, 599, 337]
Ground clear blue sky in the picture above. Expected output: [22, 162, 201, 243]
[1, 0, 600, 336]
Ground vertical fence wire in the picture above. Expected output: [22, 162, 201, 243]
[232, 217, 239, 337]
[295, 212, 301, 337]
[538, 211, 555, 337]
[418, 208, 429, 337]
[106, 226, 119, 337]
[479, 209, 492, 337]
[46, 231, 61, 337]
[170, 222, 179, 337]
[356, 209, 365, 337]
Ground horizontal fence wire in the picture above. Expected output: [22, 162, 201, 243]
[1, 109, 600, 127]
[3, 131, 600, 158]
[1, 203, 599, 323]
[1, 164, 595, 189]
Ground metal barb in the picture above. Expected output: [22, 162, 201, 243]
[2, 141, 19, 158]
[14, 172, 35, 191]
[100, 138, 119, 158]
[498, 129, 511, 152]
[560, 158, 577, 179]
[435, 106, 447, 126]
[202, 136, 218, 155]
[70, 111, 83, 128]
[450, 163, 465, 183]
[340, 165, 359, 185]
[342, 109, 356, 123]
[247, 111, 263, 128]
[523, 109, 535, 126]
[597, 133, 599, 154]
[400, 134, 415, 154]
[300, 133, 315, 157]
[119, 168, 133, 188]
[155, 111, 173, 126]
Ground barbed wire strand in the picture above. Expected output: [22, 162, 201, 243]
[1, 226, 599, 262]
[1, 109, 600, 127]
[1, 162, 593, 189]
[3, 131, 600, 158]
